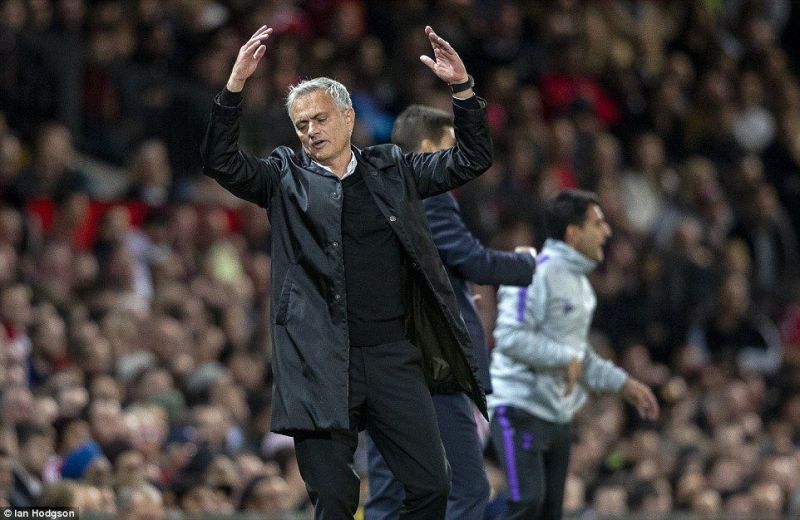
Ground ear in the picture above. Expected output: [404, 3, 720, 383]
[564, 224, 580, 246]
[345, 108, 355, 128]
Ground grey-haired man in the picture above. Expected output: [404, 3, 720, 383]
[201, 25, 493, 519]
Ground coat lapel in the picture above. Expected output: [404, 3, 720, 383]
[356, 148, 419, 256]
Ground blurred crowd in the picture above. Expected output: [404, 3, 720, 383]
[1, 0, 800, 518]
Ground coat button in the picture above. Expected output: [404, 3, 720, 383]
[334, 294, 341, 301]
[389, 215, 397, 222]
[331, 192, 341, 200]
[411, 262, 418, 270]
[331, 241, 339, 247]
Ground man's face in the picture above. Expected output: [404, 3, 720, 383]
[571, 204, 612, 262]
[291, 90, 354, 166]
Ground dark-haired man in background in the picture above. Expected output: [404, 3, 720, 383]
[365, 105, 536, 520]
[490, 189, 660, 519]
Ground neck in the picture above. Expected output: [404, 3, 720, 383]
[325, 150, 352, 178]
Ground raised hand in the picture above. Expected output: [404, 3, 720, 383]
[227, 26, 273, 92]
[419, 26, 469, 86]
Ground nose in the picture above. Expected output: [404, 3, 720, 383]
[308, 121, 319, 136]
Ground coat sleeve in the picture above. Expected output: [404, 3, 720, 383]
[200, 91, 282, 208]
[581, 345, 628, 393]
[493, 275, 583, 370]
[402, 99, 493, 198]
[424, 193, 534, 286]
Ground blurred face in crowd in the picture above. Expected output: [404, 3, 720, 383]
[115, 450, 146, 487]
[0, 283, 32, 328]
[593, 485, 627, 516]
[181, 484, 222, 514]
[20, 432, 54, 476]
[290, 90, 354, 168]
[193, 405, 229, 448]
[568, 204, 612, 262]
[244, 475, 293, 515]
[89, 399, 125, 445]
[718, 274, 751, 317]
[1, 385, 34, 424]
[120, 486, 164, 520]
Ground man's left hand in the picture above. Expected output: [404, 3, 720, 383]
[420, 26, 470, 86]
[621, 378, 660, 421]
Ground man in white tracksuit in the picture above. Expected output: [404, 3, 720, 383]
[489, 189, 660, 519]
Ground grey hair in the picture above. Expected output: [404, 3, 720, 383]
[285, 77, 352, 121]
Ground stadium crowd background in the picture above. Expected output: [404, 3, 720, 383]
[1, 0, 800, 518]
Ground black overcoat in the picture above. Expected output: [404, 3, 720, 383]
[201, 94, 493, 433]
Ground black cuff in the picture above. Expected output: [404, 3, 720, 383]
[218, 88, 243, 107]
[452, 95, 480, 110]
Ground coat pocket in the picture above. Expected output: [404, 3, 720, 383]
[274, 265, 296, 326]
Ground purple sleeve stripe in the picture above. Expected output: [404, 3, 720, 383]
[535, 254, 549, 265]
[516, 287, 528, 323]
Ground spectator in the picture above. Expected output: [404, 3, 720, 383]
[116, 483, 164, 520]
[12, 422, 56, 507]
[688, 272, 783, 375]
[12, 122, 89, 199]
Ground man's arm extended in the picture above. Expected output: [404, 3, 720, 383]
[404, 27, 492, 197]
[424, 193, 534, 286]
[200, 25, 280, 208]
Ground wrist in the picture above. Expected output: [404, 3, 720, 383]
[226, 77, 245, 93]
[449, 74, 474, 96]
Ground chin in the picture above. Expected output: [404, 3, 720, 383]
[308, 150, 327, 162]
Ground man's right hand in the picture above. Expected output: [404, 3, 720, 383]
[564, 357, 582, 396]
[227, 25, 273, 92]
[514, 246, 537, 260]
[621, 377, 660, 421]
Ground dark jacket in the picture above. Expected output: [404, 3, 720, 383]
[201, 93, 493, 433]
[423, 192, 535, 393]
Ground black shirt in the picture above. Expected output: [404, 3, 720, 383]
[341, 160, 408, 346]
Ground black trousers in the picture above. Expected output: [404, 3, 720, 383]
[294, 340, 450, 520]
[489, 406, 572, 520]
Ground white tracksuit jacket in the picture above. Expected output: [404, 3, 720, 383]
[489, 239, 629, 424]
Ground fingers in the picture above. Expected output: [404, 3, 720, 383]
[635, 387, 660, 421]
[419, 54, 437, 72]
[243, 26, 273, 50]
[241, 41, 265, 62]
[564, 370, 577, 396]
[242, 39, 261, 57]
[644, 390, 660, 420]
[240, 26, 272, 60]
[425, 26, 456, 56]
[249, 25, 272, 41]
